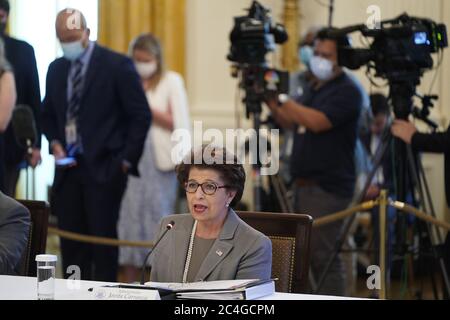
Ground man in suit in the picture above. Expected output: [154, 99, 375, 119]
[42, 9, 151, 281]
[361, 93, 394, 200]
[0, 0, 42, 196]
[0, 190, 30, 275]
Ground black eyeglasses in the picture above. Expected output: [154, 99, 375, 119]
[185, 181, 229, 195]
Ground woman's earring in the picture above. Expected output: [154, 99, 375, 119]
[225, 202, 230, 208]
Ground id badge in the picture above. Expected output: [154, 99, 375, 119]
[65, 119, 78, 145]
[297, 125, 306, 134]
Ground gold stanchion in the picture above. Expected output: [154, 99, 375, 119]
[390, 201, 450, 231]
[379, 190, 388, 300]
[313, 200, 378, 227]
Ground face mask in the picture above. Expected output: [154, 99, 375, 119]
[135, 61, 157, 79]
[299, 45, 313, 68]
[309, 55, 334, 81]
[61, 40, 85, 61]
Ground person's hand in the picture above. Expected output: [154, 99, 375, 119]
[51, 142, 66, 160]
[391, 120, 417, 145]
[28, 148, 42, 168]
[264, 92, 278, 111]
[365, 184, 380, 200]
[122, 160, 131, 174]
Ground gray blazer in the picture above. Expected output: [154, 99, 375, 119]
[150, 209, 272, 282]
[0, 192, 30, 275]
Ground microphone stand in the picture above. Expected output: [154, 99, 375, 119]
[26, 139, 32, 199]
[140, 221, 175, 285]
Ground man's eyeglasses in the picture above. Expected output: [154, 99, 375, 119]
[185, 181, 229, 195]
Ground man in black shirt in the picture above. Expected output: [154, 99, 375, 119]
[392, 119, 450, 288]
[266, 28, 362, 295]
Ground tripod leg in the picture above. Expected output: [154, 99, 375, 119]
[32, 167, 36, 200]
[269, 174, 293, 213]
[405, 146, 450, 298]
[26, 166, 29, 200]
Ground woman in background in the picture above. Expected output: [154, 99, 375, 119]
[0, 37, 16, 192]
[118, 33, 191, 283]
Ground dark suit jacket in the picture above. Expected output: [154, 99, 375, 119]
[150, 209, 272, 283]
[42, 44, 151, 185]
[412, 127, 450, 206]
[0, 191, 30, 275]
[2, 35, 41, 166]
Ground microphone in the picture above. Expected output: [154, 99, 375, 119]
[140, 220, 175, 285]
[11, 105, 37, 156]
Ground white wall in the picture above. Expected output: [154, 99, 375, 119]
[185, 0, 450, 221]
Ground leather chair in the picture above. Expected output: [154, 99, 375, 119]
[237, 211, 313, 293]
[17, 200, 50, 277]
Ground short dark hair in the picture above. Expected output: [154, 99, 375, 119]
[370, 93, 390, 116]
[315, 27, 351, 48]
[176, 145, 246, 208]
[0, 0, 9, 13]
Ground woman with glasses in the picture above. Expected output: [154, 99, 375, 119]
[148, 146, 272, 283]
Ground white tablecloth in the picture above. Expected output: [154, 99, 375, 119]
[0, 275, 361, 300]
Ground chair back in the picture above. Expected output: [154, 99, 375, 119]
[237, 211, 312, 293]
[17, 200, 50, 277]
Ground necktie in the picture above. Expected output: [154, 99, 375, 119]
[68, 59, 83, 120]
[66, 59, 84, 155]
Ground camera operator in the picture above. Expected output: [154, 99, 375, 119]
[391, 120, 450, 206]
[391, 119, 450, 285]
[266, 27, 362, 296]
[293, 26, 372, 195]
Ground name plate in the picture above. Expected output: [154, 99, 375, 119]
[91, 286, 161, 300]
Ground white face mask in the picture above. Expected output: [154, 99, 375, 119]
[309, 55, 335, 81]
[61, 40, 86, 61]
[135, 61, 157, 79]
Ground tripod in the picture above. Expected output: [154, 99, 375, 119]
[314, 84, 450, 299]
[242, 92, 293, 213]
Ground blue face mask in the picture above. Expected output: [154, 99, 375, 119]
[61, 40, 85, 61]
[298, 45, 313, 68]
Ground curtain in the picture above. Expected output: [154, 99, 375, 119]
[98, 0, 185, 77]
[281, 0, 300, 72]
